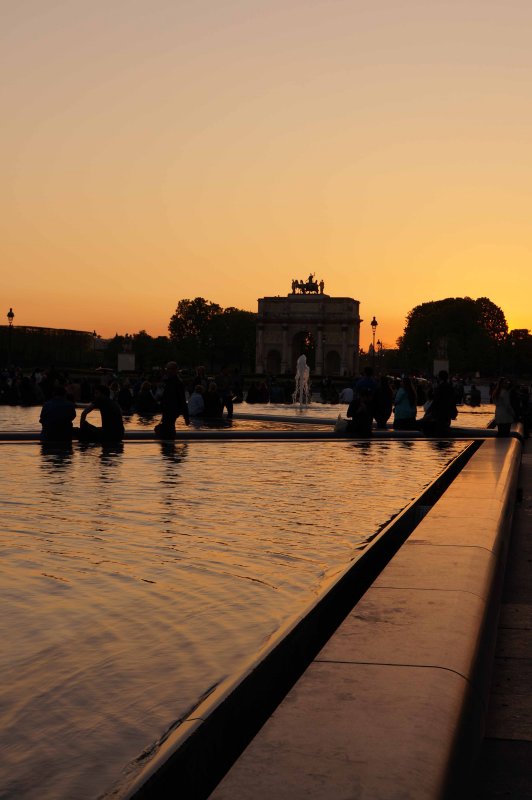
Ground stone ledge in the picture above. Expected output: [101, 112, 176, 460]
[210, 663, 483, 800]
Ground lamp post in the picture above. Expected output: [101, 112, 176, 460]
[370, 316, 378, 369]
[6, 307, 14, 365]
[376, 338, 382, 369]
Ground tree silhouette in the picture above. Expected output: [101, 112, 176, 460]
[400, 296, 508, 375]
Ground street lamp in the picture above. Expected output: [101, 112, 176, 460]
[6, 307, 14, 365]
[370, 316, 378, 368]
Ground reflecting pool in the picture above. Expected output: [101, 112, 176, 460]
[0, 415, 470, 798]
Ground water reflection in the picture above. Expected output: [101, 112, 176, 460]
[159, 441, 188, 465]
[430, 440, 456, 453]
[39, 443, 73, 470]
[159, 443, 188, 520]
[100, 442, 125, 462]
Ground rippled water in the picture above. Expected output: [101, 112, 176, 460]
[0, 407, 470, 799]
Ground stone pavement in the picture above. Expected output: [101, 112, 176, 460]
[475, 439, 532, 799]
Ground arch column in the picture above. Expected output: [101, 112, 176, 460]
[281, 325, 289, 374]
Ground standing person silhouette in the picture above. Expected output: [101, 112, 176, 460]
[492, 377, 515, 437]
[215, 365, 234, 418]
[155, 362, 189, 438]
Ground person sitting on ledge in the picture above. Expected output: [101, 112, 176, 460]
[39, 384, 77, 442]
[188, 385, 205, 417]
[346, 386, 374, 437]
[79, 384, 124, 442]
[393, 375, 417, 430]
[419, 370, 458, 436]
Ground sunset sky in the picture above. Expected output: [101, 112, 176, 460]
[2, 1, 532, 348]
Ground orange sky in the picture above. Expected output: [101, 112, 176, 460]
[2, 1, 532, 349]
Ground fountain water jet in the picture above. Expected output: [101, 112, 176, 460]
[293, 354, 311, 406]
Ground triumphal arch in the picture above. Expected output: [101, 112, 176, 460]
[255, 275, 361, 377]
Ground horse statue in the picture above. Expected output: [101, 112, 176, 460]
[291, 275, 321, 294]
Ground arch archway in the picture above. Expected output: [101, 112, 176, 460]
[292, 330, 316, 370]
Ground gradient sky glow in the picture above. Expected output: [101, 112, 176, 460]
[2, 1, 532, 348]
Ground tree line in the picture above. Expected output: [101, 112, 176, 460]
[120, 294, 528, 378]
[5, 294, 528, 378]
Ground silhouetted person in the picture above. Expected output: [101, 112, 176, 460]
[469, 384, 481, 407]
[39, 385, 76, 442]
[246, 381, 259, 404]
[188, 385, 205, 417]
[117, 381, 134, 413]
[134, 381, 159, 414]
[256, 380, 270, 403]
[346, 387, 374, 437]
[203, 381, 223, 418]
[354, 366, 377, 396]
[339, 385, 354, 404]
[216, 366, 234, 418]
[420, 370, 458, 435]
[374, 375, 394, 429]
[79, 384, 124, 442]
[492, 377, 515, 437]
[155, 361, 189, 438]
[393, 376, 417, 430]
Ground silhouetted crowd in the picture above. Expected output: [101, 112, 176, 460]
[340, 367, 531, 438]
[3, 362, 531, 443]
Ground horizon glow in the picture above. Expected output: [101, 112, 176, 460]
[2, 1, 532, 348]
